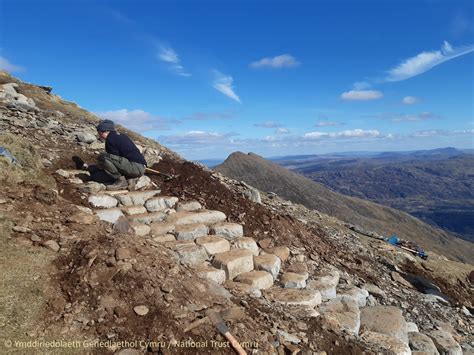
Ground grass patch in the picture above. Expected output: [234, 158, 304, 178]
[0, 133, 55, 188]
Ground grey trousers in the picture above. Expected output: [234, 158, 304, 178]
[98, 153, 145, 180]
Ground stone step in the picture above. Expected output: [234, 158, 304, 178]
[174, 244, 208, 265]
[128, 212, 167, 225]
[130, 222, 151, 237]
[212, 249, 254, 280]
[145, 196, 179, 212]
[88, 194, 118, 209]
[234, 271, 273, 290]
[175, 223, 208, 241]
[360, 306, 408, 344]
[307, 268, 340, 301]
[149, 222, 175, 236]
[264, 288, 322, 308]
[280, 272, 307, 289]
[176, 201, 202, 212]
[231, 237, 259, 256]
[116, 190, 161, 206]
[152, 234, 176, 243]
[122, 205, 147, 216]
[166, 210, 226, 226]
[195, 236, 230, 255]
[263, 246, 290, 262]
[338, 286, 369, 308]
[56, 169, 90, 178]
[103, 190, 129, 196]
[94, 208, 124, 224]
[254, 254, 281, 280]
[209, 222, 243, 240]
[319, 298, 360, 336]
[193, 263, 226, 285]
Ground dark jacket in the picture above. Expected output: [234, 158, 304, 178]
[105, 131, 147, 166]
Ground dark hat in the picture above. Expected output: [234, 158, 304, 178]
[96, 119, 115, 132]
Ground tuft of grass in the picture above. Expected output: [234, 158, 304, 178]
[0, 133, 55, 188]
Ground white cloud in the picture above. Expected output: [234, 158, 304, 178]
[212, 71, 241, 103]
[386, 41, 474, 82]
[315, 121, 344, 127]
[157, 45, 191, 77]
[371, 111, 439, 122]
[254, 121, 281, 128]
[96, 109, 174, 131]
[304, 128, 383, 139]
[411, 129, 474, 137]
[341, 90, 383, 101]
[275, 127, 290, 134]
[402, 96, 420, 105]
[250, 54, 300, 69]
[159, 130, 238, 146]
[0, 56, 24, 73]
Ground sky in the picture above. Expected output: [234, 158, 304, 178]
[1, 0, 473, 160]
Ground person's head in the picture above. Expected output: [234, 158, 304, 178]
[96, 119, 115, 140]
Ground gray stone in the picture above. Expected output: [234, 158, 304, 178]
[319, 298, 360, 335]
[150, 222, 175, 236]
[133, 305, 149, 316]
[306, 280, 337, 301]
[244, 186, 261, 204]
[363, 283, 387, 299]
[88, 194, 118, 209]
[210, 222, 243, 240]
[166, 210, 226, 226]
[195, 236, 230, 255]
[338, 286, 369, 307]
[213, 249, 254, 280]
[75, 131, 96, 144]
[428, 330, 462, 355]
[234, 271, 273, 290]
[253, 254, 281, 279]
[129, 175, 151, 191]
[122, 205, 147, 216]
[174, 244, 208, 265]
[116, 190, 161, 206]
[276, 330, 300, 345]
[409, 332, 439, 354]
[231, 237, 259, 255]
[176, 201, 202, 212]
[130, 222, 151, 237]
[360, 306, 408, 343]
[95, 208, 124, 224]
[43, 240, 60, 252]
[194, 264, 226, 284]
[174, 223, 208, 240]
[81, 181, 106, 195]
[406, 322, 419, 333]
[281, 272, 307, 289]
[360, 331, 411, 355]
[152, 234, 176, 243]
[145, 196, 178, 212]
[264, 288, 321, 308]
[128, 212, 167, 224]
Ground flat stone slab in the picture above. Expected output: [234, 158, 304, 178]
[174, 244, 208, 265]
[116, 190, 161, 206]
[316, 268, 340, 287]
[88, 194, 118, 208]
[193, 263, 226, 285]
[319, 298, 360, 336]
[232, 237, 259, 256]
[281, 272, 307, 289]
[166, 210, 226, 226]
[145, 196, 179, 212]
[150, 222, 175, 236]
[428, 330, 462, 355]
[338, 286, 369, 307]
[176, 201, 202, 212]
[196, 236, 230, 255]
[95, 208, 124, 224]
[254, 254, 281, 279]
[122, 205, 147, 216]
[306, 280, 337, 301]
[224, 281, 260, 297]
[264, 288, 321, 308]
[408, 332, 439, 354]
[360, 306, 408, 343]
[175, 223, 208, 240]
[56, 169, 90, 178]
[128, 212, 167, 225]
[213, 249, 254, 280]
[360, 331, 411, 355]
[235, 271, 273, 290]
[152, 234, 176, 243]
[286, 262, 309, 279]
[130, 222, 151, 237]
[103, 190, 129, 196]
[265, 246, 290, 262]
[210, 222, 243, 240]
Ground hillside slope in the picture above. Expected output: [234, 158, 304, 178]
[215, 152, 474, 264]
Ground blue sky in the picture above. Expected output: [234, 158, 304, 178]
[1, 0, 473, 160]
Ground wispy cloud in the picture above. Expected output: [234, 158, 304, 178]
[275, 127, 290, 134]
[402, 96, 421, 105]
[96, 109, 177, 131]
[157, 45, 191, 77]
[341, 90, 383, 101]
[386, 41, 474, 82]
[304, 129, 384, 140]
[411, 129, 474, 137]
[0, 56, 24, 73]
[159, 130, 239, 146]
[250, 54, 300, 69]
[370, 111, 439, 122]
[315, 121, 345, 127]
[254, 121, 281, 128]
[212, 71, 241, 103]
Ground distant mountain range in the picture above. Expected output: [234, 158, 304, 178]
[215, 151, 474, 263]
[271, 147, 474, 243]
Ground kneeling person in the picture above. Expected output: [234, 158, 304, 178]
[96, 119, 147, 190]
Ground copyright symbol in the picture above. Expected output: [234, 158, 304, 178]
[4, 340, 12, 348]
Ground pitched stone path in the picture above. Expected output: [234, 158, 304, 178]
[60, 170, 462, 354]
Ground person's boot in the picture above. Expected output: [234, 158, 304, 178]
[106, 176, 128, 191]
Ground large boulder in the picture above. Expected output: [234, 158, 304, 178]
[360, 306, 408, 344]
[360, 331, 411, 355]
[409, 332, 439, 355]
[319, 298, 360, 335]
[428, 330, 462, 355]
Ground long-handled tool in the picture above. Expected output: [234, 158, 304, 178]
[206, 309, 247, 355]
[145, 167, 175, 181]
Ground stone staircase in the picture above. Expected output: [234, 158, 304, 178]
[59, 170, 459, 354]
